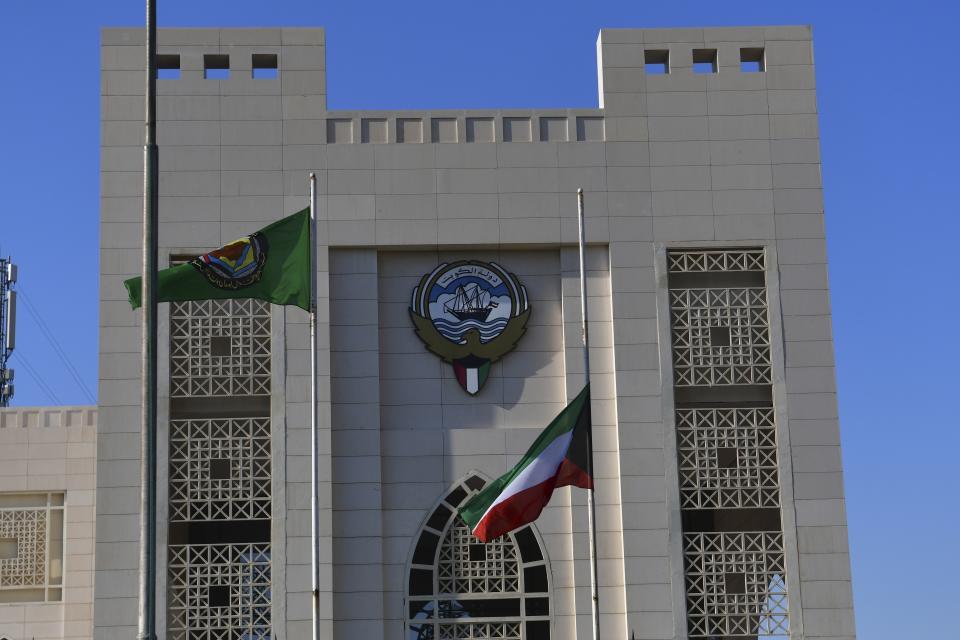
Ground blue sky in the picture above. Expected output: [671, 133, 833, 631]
[1, 0, 957, 636]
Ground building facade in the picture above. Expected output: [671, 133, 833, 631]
[97, 26, 856, 639]
[0, 406, 97, 640]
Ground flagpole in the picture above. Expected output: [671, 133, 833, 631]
[309, 173, 321, 640]
[577, 188, 601, 640]
[138, 0, 158, 638]
[138, 0, 158, 640]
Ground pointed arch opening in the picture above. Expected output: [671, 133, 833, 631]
[406, 473, 552, 640]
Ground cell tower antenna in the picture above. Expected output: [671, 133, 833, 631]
[0, 256, 17, 406]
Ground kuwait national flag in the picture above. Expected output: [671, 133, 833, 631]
[459, 384, 593, 542]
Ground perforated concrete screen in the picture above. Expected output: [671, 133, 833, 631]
[667, 248, 790, 638]
[167, 298, 273, 639]
[97, 25, 855, 640]
[0, 493, 64, 603]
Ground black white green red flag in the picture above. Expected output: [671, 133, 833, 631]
[459, 385, 593, 542]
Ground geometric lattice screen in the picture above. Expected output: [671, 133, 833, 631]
[668, 249, 790, 638]
[438, 519, 521, 596]
[670, 287, 772, 387]
[169, 418, 272, 522]
[168, 296, 272, 639]
[170, 299, 271, 398]
[0, 493, 64, 603]
[676, 408, 780, 510]
[407, 475, 551, 640]
[0, 509, 47, 587]
[683, 532, 789, 638]
[667, 248, 765, 274]
[167, 543, 271, 640]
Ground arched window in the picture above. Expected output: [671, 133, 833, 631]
[406, 474, 552, 640]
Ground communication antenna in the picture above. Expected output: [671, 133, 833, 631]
[0, 256, 17, 406]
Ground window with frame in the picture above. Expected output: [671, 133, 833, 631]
[407, 475, 552, 640]
[0, 492, 65, 603]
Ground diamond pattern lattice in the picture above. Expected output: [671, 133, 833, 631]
[677, 408, 780, 509]
[684, 531, 789, 638]
[169, 418, 272, 522]
[670, 288, 771, 386]
[438, 517, 519, 595]
[437, 622, 523, 639]
[0, 509, 46, 589]
[170, 299, 271, 398]
[167, 543, 271, 640]
[668, 249, 765, 273]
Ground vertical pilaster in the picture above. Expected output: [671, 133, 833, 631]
[330, 249, 386, 638]
[560, 246, 627, 640]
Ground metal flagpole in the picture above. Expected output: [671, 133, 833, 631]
[309, 173, 320, 640]
[138, 0, 159, 638]
[577, 188, 601, 640]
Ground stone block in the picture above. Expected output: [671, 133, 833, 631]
[648, 140, 708, 166]
[768, 89, 818, 115]
[647, 91, 706, 117]
[708, 114, 770, 140]
[648, 116, 707, 141]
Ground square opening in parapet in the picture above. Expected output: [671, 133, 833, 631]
[157, 54, 180, 79]
[644, 49, 669, 75]
[252, 53, 278, 79]
[740, 47, 765, 72]
[203, 54, 229, 79]
[693, 49, 718, 74]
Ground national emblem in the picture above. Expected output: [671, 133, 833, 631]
[410, 261, 530, 395]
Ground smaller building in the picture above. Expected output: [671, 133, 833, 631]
[0, 406, 96, 640]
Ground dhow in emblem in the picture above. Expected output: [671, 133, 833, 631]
[410, 261, 530, 395]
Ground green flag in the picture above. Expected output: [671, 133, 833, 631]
[124, 208, 311, 311]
